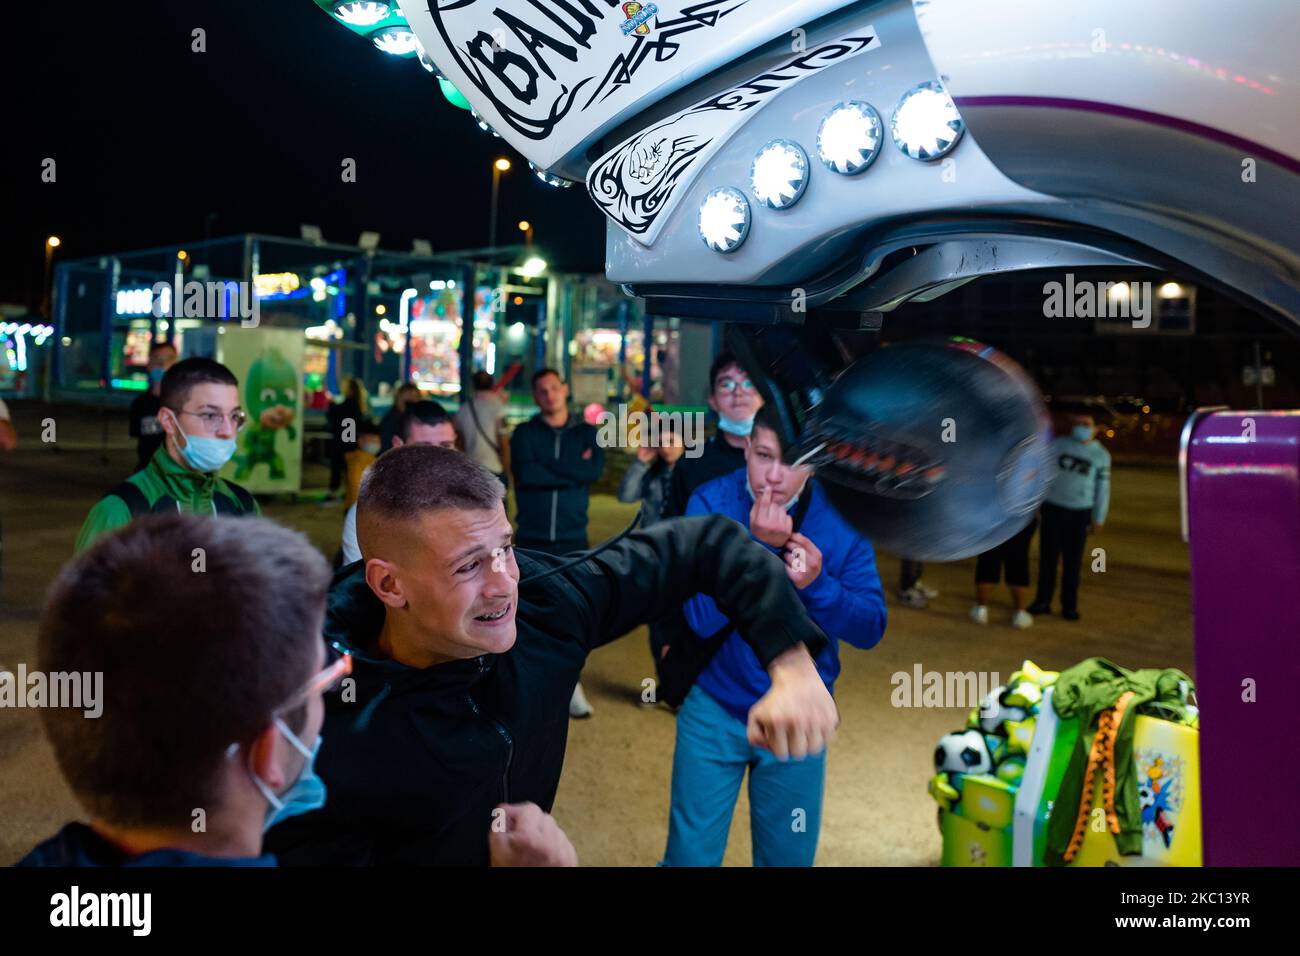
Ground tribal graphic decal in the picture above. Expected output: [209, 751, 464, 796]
[420, 0, 751, 145]
[587, 31, 879, 245]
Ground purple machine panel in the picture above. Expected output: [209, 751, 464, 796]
[1182, 409, 1300, 866]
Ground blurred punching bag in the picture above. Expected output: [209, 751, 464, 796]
[807, 339, 1052, 562]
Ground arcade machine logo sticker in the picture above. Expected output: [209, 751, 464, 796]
[622, 3, 659, 37]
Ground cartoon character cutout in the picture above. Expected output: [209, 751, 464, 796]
[233, 348, 297, 481]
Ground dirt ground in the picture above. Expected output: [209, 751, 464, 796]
[0, 403, 1193, 866]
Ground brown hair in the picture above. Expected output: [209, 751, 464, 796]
[37, 514, 330, 828]
[358, 444, 504, 526]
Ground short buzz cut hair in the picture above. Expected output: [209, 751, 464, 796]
[159, 357, 238, 411]
[531, 367, 562, 387]
[358, 444, 504, 529]
[37, 514, 330, 829]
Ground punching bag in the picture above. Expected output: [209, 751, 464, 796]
[808, 338, 1051, 562]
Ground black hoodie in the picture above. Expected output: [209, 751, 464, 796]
[265, 515, 827, 866]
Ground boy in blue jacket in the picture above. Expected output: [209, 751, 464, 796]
[662, 410, 888, 866]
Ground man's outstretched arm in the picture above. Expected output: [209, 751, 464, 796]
[556, 515, 838, 758]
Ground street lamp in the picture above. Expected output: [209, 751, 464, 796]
[518, 220, 533, 247]
[43, 236, 61, 318]
[489, 158, 511, 252]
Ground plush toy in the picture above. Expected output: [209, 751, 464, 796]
[935, 729, 993, 777]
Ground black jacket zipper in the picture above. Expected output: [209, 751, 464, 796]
[468, 656, 515, 803]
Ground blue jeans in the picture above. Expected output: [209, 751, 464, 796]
[662, 685, 826, 866]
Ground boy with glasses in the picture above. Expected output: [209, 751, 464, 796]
[662, 351, 764, 520]
[22, 515, 337, 866]
[653, 351, 765, 706]
[75, 358, 259, 553]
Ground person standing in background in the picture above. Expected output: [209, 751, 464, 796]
[662, 351, 762, 520]
[510, 368, 605, 718]
[380, 382, 421, 453]
[897, 559, 939, 609]
[75, 357, 259, 554]
[454, 371, 510, 487]
[1028, 410, 1111, 621]
[343, 421, 382, 511]
[128, 341, 178, 471]
[617, 416, 684, 527]
[327, 377, 370, 501]
[0, 396, 15, 452]
[970, 516, 1039, 629]
[652, 352, 765, 710]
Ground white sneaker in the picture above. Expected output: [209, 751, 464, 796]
[569, 682, 594, 718]
[915, 580, 940, 600]
[969, 605, 989, 625]
[898, 587, 929, 609]
[1011, 610, 1034, 630]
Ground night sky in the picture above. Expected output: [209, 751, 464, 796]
[2, 0, 607, 307]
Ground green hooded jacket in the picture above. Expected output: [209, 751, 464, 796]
[1046, 657, 1195, 865]
[74, 445, 259, 553]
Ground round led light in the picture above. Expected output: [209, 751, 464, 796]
[529, 161, 576, 188]
[472, 109, 502, 138]
[371, 26, 419, 57]
[750, 139, 809, 209]
[698, 187, 751, 254]
[817, 101, 883, 175]
[891, 81, 964, 160]
[333, 1, 391, 27]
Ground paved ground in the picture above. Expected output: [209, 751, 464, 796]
[0, 402, 1193, 865]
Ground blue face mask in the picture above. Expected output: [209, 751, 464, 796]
[253, 718, 328, 831]
[177, 431, 237, 473]
[148, 367, 166, 386]
[717, 413, 755, 437]
[1071, 425, 1094, 443]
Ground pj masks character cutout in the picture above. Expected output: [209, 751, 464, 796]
[233, 348, 298, 481]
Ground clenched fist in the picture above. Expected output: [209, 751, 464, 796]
[488, 802, 579, 867]
[747, 645, 839, 761]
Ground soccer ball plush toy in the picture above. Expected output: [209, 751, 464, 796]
[934, 729, 994, 777]
[971, 686, 1030, 736]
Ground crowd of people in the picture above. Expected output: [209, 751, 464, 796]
[16, 346, 1112, 867]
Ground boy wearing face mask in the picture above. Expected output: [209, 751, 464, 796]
[344, 420, 382, 509]
[1028, 410, 1112, 622]
[22, 514, 581, 869]
[74, 358, 259, 554]
[651, 352, 766, 706]
[662, 351, 763, 520]
[20, 515, 336, 866]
